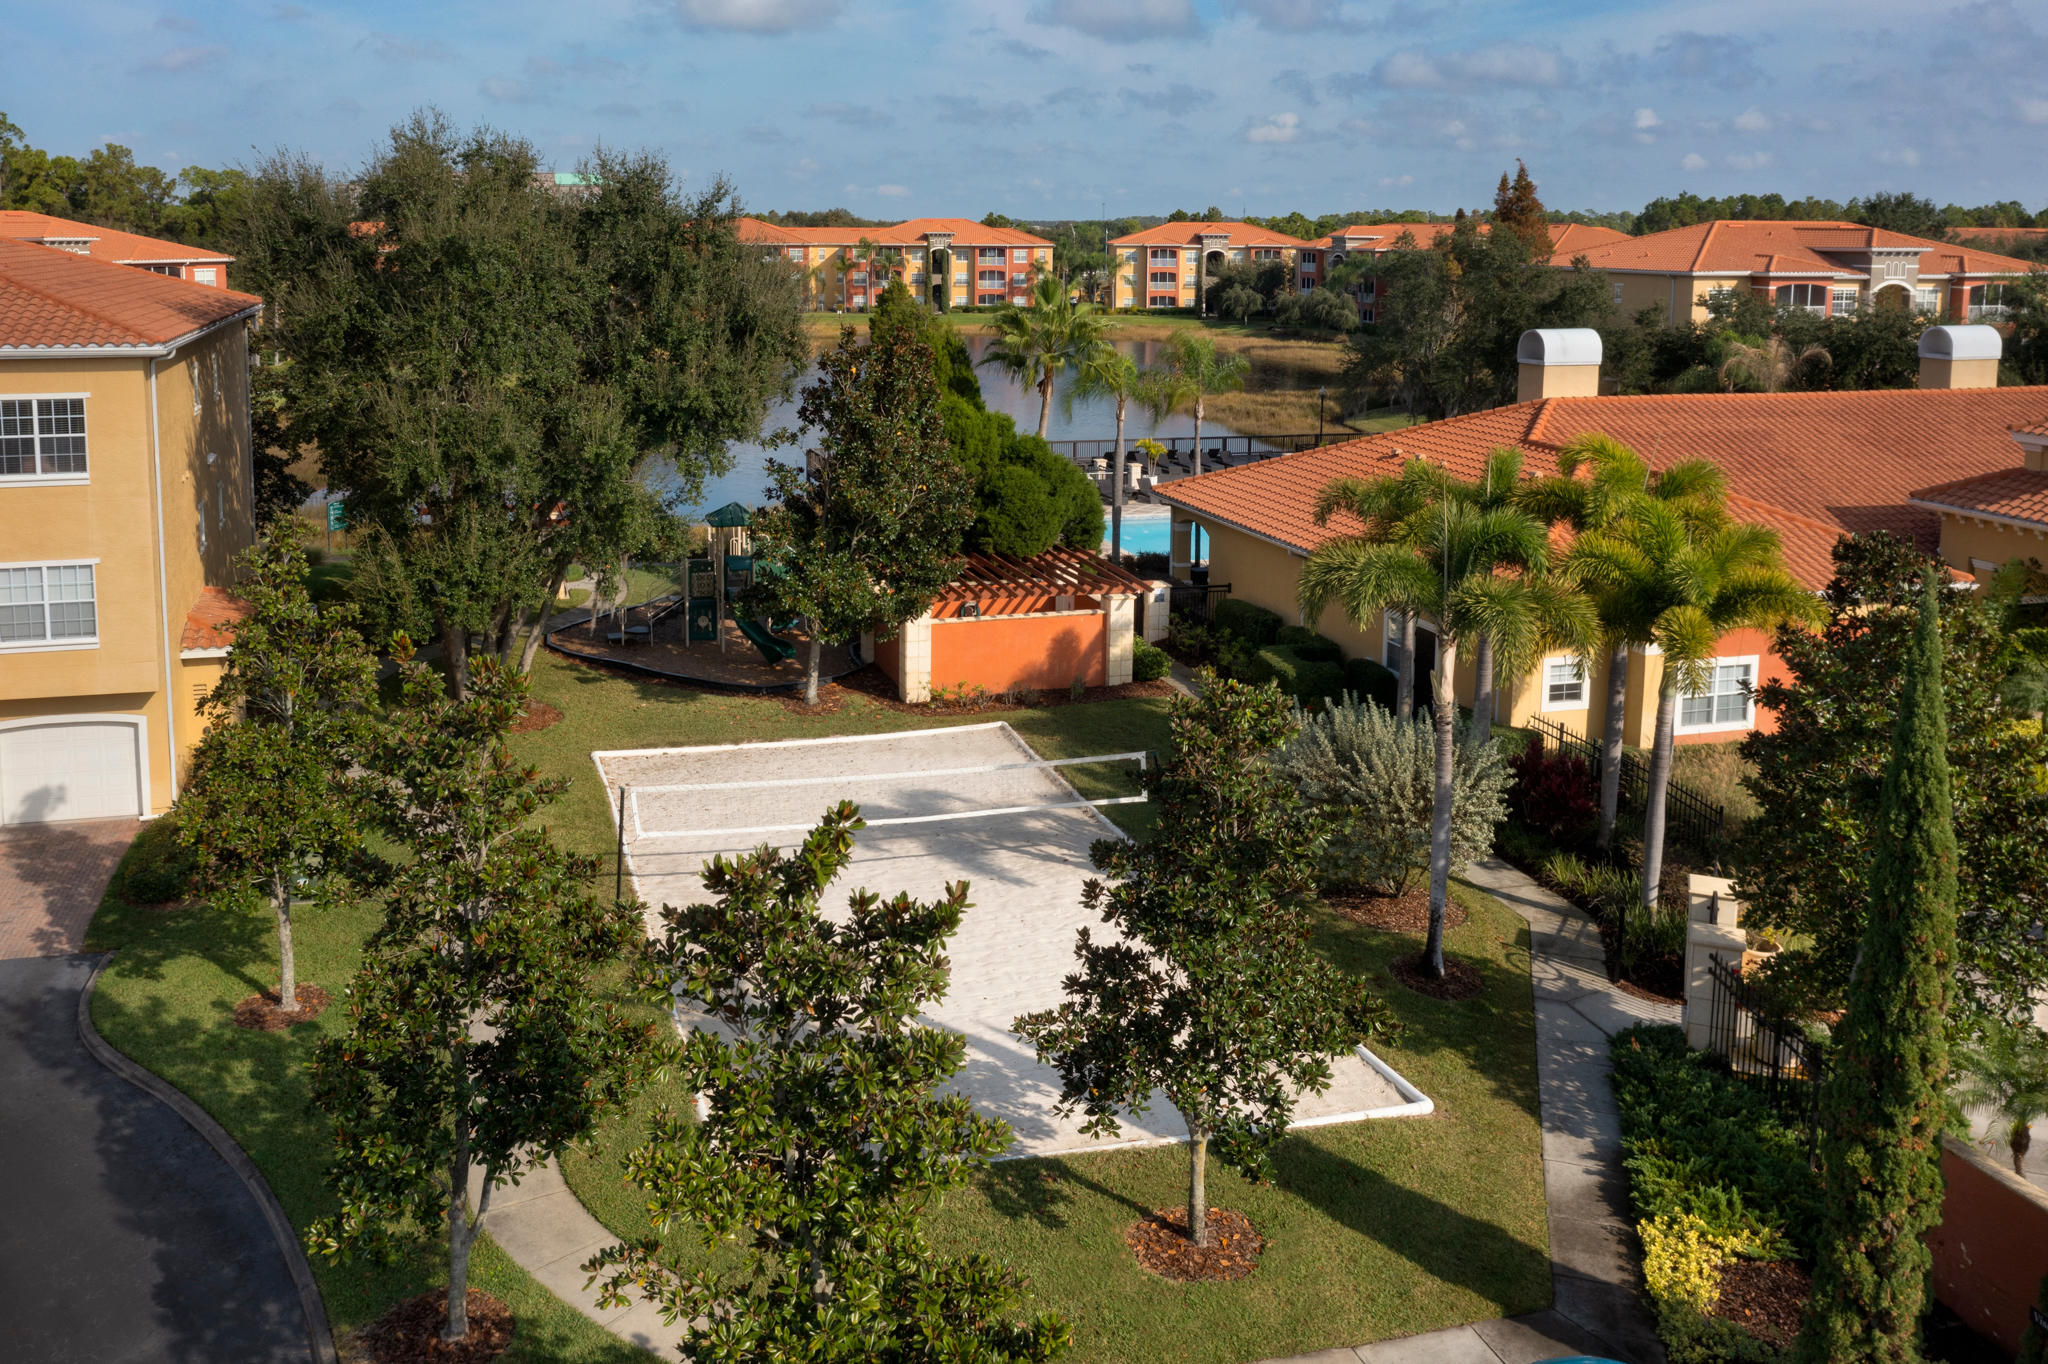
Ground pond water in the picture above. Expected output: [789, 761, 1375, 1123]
[652, 337, 1256, 520]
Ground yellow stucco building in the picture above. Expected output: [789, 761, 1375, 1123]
[738, 217, 1052, 312]
[0, 236, 260, 825]
[1158, 326, 2048, 750]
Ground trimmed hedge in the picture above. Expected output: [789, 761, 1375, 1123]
[1244, 645, 1342, 702]
[1131, 638, 1171, 683]
[1275, 625, 1341, 662]
[1212, 598, 1283, 646]
[1343, 657, 1399, 711]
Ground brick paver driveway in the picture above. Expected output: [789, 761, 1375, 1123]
[0, 818, 139, 959]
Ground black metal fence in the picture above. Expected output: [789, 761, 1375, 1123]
[1169, 581, 1232, 620]
[1525, 715, 1728, 856]
[1046, 431, 1348, 473]
[1702, 952, 1826, 1160]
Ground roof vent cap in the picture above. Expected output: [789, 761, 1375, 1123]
[1919, 324, 2002, 362]
[1517, 328, 1603, 367]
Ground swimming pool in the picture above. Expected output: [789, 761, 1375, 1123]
[1103, 509, 1208, 565]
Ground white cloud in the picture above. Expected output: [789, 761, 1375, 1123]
[1681, 152, 1708, 171]
[480, 75, 531, 101]
[1726, 150, 1772, 171]
[1377, 173, 1416, 188]
[1880, 146, 1922, 168]
[2021, 98, 2048, 124]
[876, 183, 908, 197]
[1233, 0, 1350, 32]
[1373, 43, 1568, 89]
[789, 157, 820, 179]
[1244, 112, 1300, 143]
[1029, 0, 1199, 41]
[672, 0, 844, 33]
[1732, 107, 1772, 133]
[1633, 107, 1660, 130]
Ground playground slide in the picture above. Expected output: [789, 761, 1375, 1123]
[734, 616, 797, 663]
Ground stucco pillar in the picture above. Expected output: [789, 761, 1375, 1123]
[1104, 595, 1135, 686]
[896, 612, 933, 703]
[1682, 873, 1746, 1051]
[1141, 581, 1172, 642]
[1170, 515, 1193, 582]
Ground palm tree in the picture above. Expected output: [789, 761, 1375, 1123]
[1952, 1016, 2048, 1177]
[1301, 471, 1598, 976]
[1717, 335, 1832, 392]
[1569, 506, 1817, 910]
[979, 275, 1111, 438]
[1139, 332, 1250, 480]
[1518, 434, 1730, 852]
[1065, 345, 1141, 558]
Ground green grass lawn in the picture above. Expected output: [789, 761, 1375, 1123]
[561, 880, 1548, 1364]
[85, 886, 651, 1362]
[84, 651, 1539, 1362]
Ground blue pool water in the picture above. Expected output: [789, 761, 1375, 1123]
[1106, 512, 1173, 557]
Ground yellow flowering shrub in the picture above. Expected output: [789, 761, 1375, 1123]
[1640, 1211, 1741, 1312]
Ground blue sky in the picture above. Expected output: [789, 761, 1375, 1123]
[11, 0, 2046, 219]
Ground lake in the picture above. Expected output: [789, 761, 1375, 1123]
[654, 336, 1259, 521]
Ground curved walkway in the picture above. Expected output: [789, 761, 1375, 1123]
[0, 953, 322, 1363]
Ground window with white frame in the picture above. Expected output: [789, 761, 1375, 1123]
[1968, 283, 2011, 322]
[1776, 283, 1827, 315]
[192, 267, 217, 285]
[0, 397, 88, 479]
[1149, 247, 1178, 263]
[1543, 657, 1586, 710]
[1678, 657, 1755, 732]
[1831, 287, 1859, 315]
[1913, 285, 1941, 314]
[0, 562, 97, 647]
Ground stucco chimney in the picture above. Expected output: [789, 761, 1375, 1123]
[1918, 325, 2002, 390]
[1516, 329, 1602, 403]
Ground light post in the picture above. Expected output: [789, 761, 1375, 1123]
[1318, 386, 1326, 446]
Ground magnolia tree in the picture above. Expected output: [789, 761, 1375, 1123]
[1015, 676, 1395, 1248]
[176, 519, 376, 1011]
[1275, 694, 1509, 895]
[586, 804, 1068, 1362]
[308, 651, 648, 1344]
[750, 323, 972, 705]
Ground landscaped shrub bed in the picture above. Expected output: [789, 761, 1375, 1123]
[1611, 1025, 1822, 1363]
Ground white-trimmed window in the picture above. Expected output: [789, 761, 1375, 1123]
[192, 266, 218, 285]
[978, 247, 1005, 261]
[1914, 285, 1941, 314]
[1542, 657, 1586, 710]
[0, 562, 97, 648]
[1149, 247, 1178, 263]
[1776, 283, 1827, 315]
[1, 397, 88, 480]
[1678, 657, 1756, 733]
[1831, 287, 1859, 315]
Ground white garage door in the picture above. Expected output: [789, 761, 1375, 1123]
[0, 720, 145, 825]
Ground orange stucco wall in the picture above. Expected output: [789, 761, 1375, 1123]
[1927, 1136, 2048, 1355]
[930, 611, 1105, 693]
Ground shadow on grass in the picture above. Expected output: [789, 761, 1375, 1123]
[977, 1150, 1156, 1232]
[1274, 1130, 1550, 1315]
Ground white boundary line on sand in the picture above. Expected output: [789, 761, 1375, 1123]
[635, 794, 1150, 841]
[627, 750, 1149, 796]
[592, 722, 1435, 1152]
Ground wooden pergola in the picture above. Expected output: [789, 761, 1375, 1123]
[933, 546, 1150, 606]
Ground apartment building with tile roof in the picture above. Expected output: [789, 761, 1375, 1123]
[0, 236, 261, 825]
[0, 210, 234, 289]
[1570, 220, 2039, 325]
[1154, 324, 2046, 749]
[1107, 221, 1323, 311]
[737, 217, 1053, 311]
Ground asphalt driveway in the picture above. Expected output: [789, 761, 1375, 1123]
[0, 954, 317, 1363]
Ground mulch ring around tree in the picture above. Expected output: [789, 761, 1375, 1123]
[354, 1288, 515, 1364]
[1325, 884, 1468, 934]
[231, 984, 332, 1031]
[509, 700, 562, 734]
[1711, 1258, 1810, 1350]
[1389, 952, 1484, 1001]
[1124, 1207, 1265, 1282]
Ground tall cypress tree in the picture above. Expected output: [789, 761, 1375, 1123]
[1796, 575, 1959, 1364]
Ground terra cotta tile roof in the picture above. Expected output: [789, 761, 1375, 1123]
[736, 217, 1052, 249]
[1569, 219, 2036, 280]
[1908, 468, 2048, 527]
[1311, 221, 1628, 258]
[0, 210, 232, 267]
[181, 587, 252, 651]
[1156, 387, 2048, 588]
[0, 237, 262, 350]
[1111, 221, 1318, 251]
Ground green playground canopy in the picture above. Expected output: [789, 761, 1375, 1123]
[703, 502, 753, 528]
